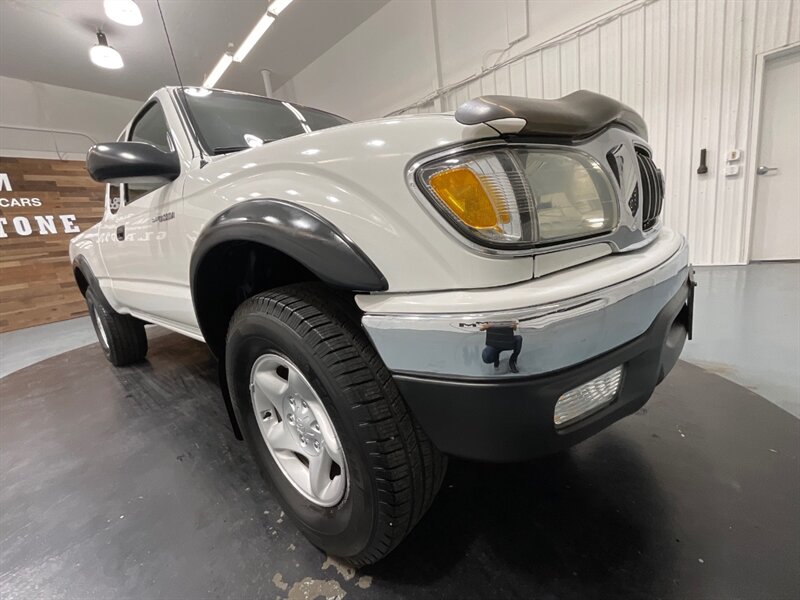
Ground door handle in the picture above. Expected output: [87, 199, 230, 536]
[757, 166, 778, 175]
[116, 225, 125, 241]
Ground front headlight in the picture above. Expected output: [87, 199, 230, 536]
[415, 147, 618, 249]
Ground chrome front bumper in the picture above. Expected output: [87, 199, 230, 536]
[361, 235, 689, 380]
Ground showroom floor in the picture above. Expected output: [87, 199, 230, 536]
[0, 263, 798, 599]
[682, 261, 800, 417]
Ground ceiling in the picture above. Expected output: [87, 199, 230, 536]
[0, 0, 388, 101]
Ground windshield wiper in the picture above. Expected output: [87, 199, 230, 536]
[212, 146, 250, 155]
[212, 140, 277, 155]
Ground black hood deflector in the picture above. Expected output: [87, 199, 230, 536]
[454, 90, 647, 140]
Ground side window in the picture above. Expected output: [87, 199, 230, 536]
[108, 184, 122, 214]
[126, 101, 174, 204]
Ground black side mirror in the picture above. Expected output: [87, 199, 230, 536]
[86, 141, 180, 184]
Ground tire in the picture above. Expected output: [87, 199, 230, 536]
[226, 283, 446, 566]
[86, 287, 148, 366]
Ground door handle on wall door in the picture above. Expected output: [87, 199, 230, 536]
[756, 166, 778, 175]
[116, 225, 125, 241]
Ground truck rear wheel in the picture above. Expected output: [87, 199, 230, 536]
[225, 283, 446, 566]
[86, 287, 148, 366]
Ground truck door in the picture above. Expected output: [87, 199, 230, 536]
[98, 99, 194, 327]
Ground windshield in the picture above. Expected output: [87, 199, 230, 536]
[180, 88, 350, 155]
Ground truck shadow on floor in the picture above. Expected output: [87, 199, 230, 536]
[362, 440, 676, 593]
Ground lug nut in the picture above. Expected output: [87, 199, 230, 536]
[288, 414, 294, 424]
[302, 401, 308, 409]
[314, 440, 320, 450]
[313, 422, 320, 432]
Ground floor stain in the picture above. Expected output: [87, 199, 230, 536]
[356, 575, 372, 589]
[322, 555, 356, 581]
[286, 577, 346, 600]
[272, 573, 288, 591]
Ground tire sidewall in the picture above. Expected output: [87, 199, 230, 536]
[86, 289, 112, 361]
[226, 307, 378, 558]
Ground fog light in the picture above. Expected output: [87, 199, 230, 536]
[554, 365, 623, 427]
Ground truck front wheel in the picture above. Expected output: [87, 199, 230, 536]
[225, 283, 446, 566]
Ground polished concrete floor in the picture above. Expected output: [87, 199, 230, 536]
[1, 332, 798, 599]
[682, 261, 800, 417]
[0, 316, 96, 379]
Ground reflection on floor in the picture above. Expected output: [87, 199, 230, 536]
[682, 261, 800, 418]
[0, 317, 170, 379]
[0, 316, 96, 378]
[2, 263, 797, 417]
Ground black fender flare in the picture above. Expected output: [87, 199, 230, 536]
[72, 255, 114, 311]
[190, 198, 388, 296]
[190, 198, 387, 347]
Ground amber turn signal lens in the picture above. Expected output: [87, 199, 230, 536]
[428, 167, 506, 230]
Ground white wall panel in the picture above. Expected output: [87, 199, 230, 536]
[279, 0, 800, 265]
[578, 28, 601, 92]
[510, 59, 528, 96]
[495, 64, 512, 96]
[525, 52, 544, 98]
[542, 45, 562, 98]
[0, 76, 141, 160]
[559, 38, 580, 95]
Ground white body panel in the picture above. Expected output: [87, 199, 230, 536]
[357, 227, 684, 315]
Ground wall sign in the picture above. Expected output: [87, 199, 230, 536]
[0, 157, 104, 333]
[0, 171, 82, 237]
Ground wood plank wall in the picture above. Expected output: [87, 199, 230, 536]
[0, 156, 104, 333]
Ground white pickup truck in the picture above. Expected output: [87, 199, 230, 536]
[71, 86, 694, 565]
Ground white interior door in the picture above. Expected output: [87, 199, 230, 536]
[751, 47, 800, 261]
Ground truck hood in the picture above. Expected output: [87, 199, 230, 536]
[201, 112, 499, 174]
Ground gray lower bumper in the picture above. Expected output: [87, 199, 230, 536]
[362, 240, 689, 379]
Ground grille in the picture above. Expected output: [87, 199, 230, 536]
[635, 148, 664, 230]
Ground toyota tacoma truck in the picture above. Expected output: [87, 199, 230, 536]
[71, 86, 694, 565]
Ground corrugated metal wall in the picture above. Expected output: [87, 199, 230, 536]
[402, 0, 800, 265]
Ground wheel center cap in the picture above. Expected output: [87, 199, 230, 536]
[284, 394, 321, 456]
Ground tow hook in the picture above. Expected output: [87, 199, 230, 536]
[480, 321, 523, 373]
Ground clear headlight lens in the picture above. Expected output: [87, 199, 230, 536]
[515, 149, 618, 243]
[416, 147, 617, 248]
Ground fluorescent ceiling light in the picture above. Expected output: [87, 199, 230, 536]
[90, 31, 123, 69]
[103, 0, 143, 26]
[233, 12, 275, 62]
[203, 53, 233, 88]
[268, 0, 294, 15]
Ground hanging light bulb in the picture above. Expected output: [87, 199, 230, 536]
[90, 31, 124, 69]
[103, 0, 143, 26]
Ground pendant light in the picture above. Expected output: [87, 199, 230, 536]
[90, 31, 124, 70]
[103, 0, 143, 27]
